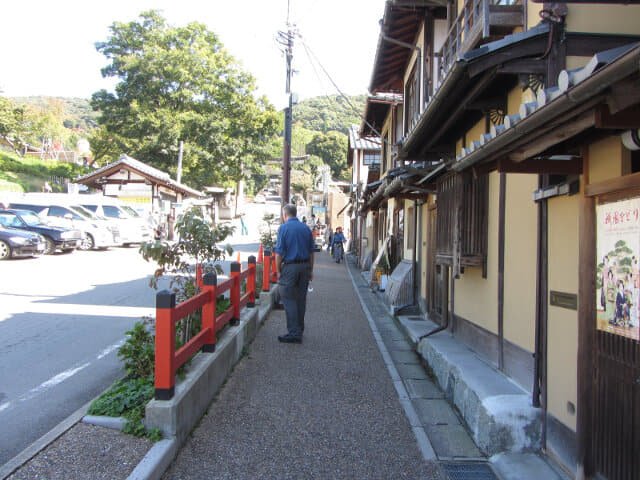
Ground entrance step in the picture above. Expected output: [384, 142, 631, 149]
[490, 452, 572, 480]
[396, 315, 543, 456]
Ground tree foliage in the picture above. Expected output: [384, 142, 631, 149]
[91, 10, 279, 190]
[306, 131, 349, 181]
[293, 94, 366, 135]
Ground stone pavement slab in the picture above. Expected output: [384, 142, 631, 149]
[162, 252, 442, 480]
[405, 379, 445, 399]
[425, 424, 484, 459]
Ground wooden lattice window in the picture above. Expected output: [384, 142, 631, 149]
[435, 172, 488, 277]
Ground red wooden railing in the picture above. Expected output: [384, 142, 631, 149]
[155, 256, 258, 400]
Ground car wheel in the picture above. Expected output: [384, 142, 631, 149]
[0, 241, 11, 260]
[79, 234, 95, 251]
[43, 237, 55, 255]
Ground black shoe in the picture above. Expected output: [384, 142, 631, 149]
[278, 334, 302, 343]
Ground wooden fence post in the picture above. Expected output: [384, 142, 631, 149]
[263, 250, 271, 292]
[202, 271, 217, 352]
[155, 290, 176, 400]
[248, 255, 256, 308]
[230, 261, 241, 326]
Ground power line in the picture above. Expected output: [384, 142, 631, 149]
[298, 35, 392, 146]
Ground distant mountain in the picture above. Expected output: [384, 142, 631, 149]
[10, 96, 98, 131]
[292, 94, 366, 135]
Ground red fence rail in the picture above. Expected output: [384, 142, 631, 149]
[155, 256, 259, 400]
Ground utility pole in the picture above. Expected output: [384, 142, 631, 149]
[278, 5, 294, 211]
[176, 140, 184, 184]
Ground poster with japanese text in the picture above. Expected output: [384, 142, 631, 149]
[596, 198, 640, 340]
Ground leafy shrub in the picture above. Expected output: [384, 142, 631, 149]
[118, 319, 155, 379]
[87, 376, 161, 440]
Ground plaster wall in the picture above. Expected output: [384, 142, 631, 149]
[565, 5, 640, 35]
[546, 193, 579, 432]
[588, 136, 624, 184]
[454, 171, 500, 335]
[503, 173, 537, 352]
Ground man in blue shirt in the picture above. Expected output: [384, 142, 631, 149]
[274, 204, 314, 343]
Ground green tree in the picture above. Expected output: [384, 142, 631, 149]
[91, 10, 279, 190]
[0, 96, 28, 155]
[306, 131, 349, 181]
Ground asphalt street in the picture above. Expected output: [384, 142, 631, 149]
[0, 199, 280, 466]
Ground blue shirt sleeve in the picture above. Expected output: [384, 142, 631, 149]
[308, 229, 315, 252]
[274, 224, 285, 256]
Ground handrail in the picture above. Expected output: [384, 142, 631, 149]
[154, 256, 258, 400]
[439, 0, 523, 79]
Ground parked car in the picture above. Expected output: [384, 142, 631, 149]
[79, 200, 152, 246]
[254, 194, 266, 204]
[0, 227, 46, 259]
[0, 209, 82, 254]
[8, 202, 120, 250]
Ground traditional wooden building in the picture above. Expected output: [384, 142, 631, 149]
[354, 1, 640, 479]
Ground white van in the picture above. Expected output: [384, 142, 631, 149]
[77, 197, 153, 246]
[7, 194, 119, 250]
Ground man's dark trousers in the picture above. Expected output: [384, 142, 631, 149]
[279, 262, 311, 338]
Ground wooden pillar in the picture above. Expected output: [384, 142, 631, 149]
[497, 173, 506, 371]
[577, 148, 595, 479]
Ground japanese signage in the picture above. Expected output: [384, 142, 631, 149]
[596, 198, 640, 340]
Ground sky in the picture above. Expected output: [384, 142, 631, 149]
[0, 0, 387, 109]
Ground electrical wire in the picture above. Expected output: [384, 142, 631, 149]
[298, 34, 391, 146]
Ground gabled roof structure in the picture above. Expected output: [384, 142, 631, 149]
[75, 154, 204, 198]
[453, 43, 640, 172]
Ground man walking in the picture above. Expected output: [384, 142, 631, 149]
[274, 204, 314, 343]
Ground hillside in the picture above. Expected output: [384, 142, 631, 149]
[292, 94, 366, 135]
[10, 96, 98, 131]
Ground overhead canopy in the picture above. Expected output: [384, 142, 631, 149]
[75, 154, 204, 198]
[369, 1, 445, 94]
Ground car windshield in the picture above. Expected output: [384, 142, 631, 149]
[19, 211, 46, 226]
[70, 206, 92, 219]
[121, 205, 140, 217]
[102, 205, 130, 219]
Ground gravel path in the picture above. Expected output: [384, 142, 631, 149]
[163, 253, 442, 480]
[7, 422, 153, 480]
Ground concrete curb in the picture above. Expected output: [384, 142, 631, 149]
[82, 415, 127, 431]
[125, 438, 178, 480]
[0, 397, 94, 480]
[128, 285, 278, 480]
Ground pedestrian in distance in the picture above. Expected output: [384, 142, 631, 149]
[240, 213, 248, 235]
[274, 203, 314, 343]
[331, 226, 346, 263]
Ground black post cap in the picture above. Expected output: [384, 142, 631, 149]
[155, 387, 174, 400]
[264, 249, 272, 256]
[231, 262, 241, 272]
[203, 271, 217, 286]
[248, 255, 256, 264]
[202, 343, 216, 353]
[156, 290, 176, 309]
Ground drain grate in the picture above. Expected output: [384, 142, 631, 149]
[441, 462, 499, 480]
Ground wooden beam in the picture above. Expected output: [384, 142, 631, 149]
[507, 111, 595, 163]
[565, 32, 640, 57]
[420, 69, 497, 154]
[577, 147, 595, 478]
[595, 104, 640, 129]
[466, 36, 547, 78]
[605, 76, 640, 115]
[497, 173, 506, 371]
[472, 160, 497, 178]
[497, 58, 547, 75]
[584, 170, 640, 197]
[498, 157, 583, 175]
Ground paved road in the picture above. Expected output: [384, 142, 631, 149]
[0, 200, 279, 466]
